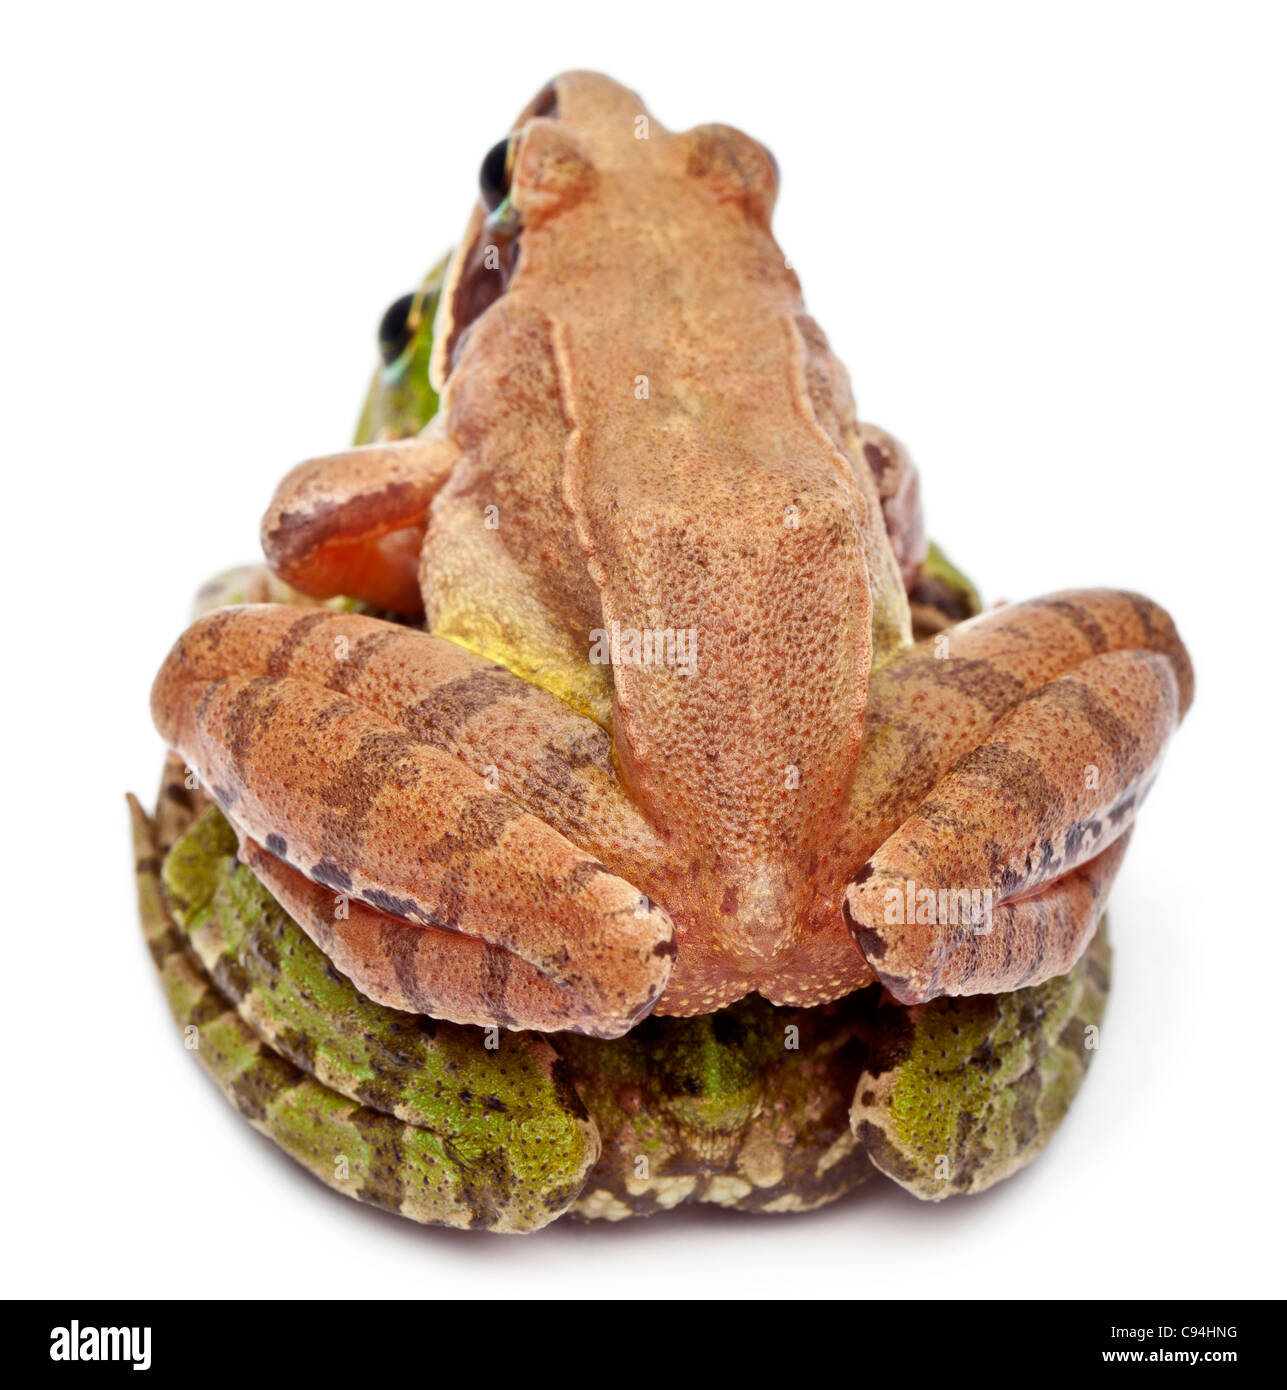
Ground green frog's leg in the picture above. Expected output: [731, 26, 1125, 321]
[153, 753, 204, 856]
[131, 795, 598, 1231]
[853, 918, 1111, 1198]
[844, 589, 1193, 1003]
[151, 604, 675, 1038]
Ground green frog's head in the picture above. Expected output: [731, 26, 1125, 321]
[355, 256, 446, 445]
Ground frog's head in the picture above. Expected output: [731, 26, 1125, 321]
[499, 70, 779, 213]
[431, 70, 783, 388]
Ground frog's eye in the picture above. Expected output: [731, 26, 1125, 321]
[479, 135, 517, 213]
[377, 291, 417, 366]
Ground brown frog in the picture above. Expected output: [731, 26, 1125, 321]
[150, 71, 1192, 1055]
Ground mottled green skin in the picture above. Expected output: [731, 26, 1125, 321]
[852, 922, 1111, 1199]
[137, 797, 598, 1232]
[562, 999, 874, 1219]
[354, 257, 446, 445]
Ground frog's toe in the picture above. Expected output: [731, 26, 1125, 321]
[151, 604, 676, 1038]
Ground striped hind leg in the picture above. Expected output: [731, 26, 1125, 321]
[150, 605, 676, 1038]
[845, 590, 1192, 1003]
[237, 834, 613, 1034]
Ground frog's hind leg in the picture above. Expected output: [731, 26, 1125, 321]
[845, 590, 1193, 1003]
[238, 833, 606, 1033]
[151, 605, 676, 1038]
[260, 429, 459, 615]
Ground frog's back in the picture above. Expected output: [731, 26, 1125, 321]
[422, 72, 911, 995]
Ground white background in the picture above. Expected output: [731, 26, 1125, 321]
[2, 0, 1284, 1300]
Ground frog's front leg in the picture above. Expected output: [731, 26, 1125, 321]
[260, 430, 459, 615]
[845, 589, 1194, 1003]
[151, 606, 676, 1038]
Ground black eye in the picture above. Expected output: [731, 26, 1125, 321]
[377, 292, 417, 366]
[479, 136, 514, 212]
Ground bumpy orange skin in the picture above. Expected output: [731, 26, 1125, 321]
[152, 73, 1193, 1036]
